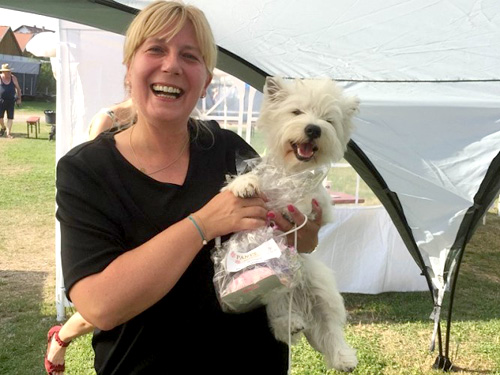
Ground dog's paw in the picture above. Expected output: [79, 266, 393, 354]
[222, 174, 260, 198]
[329, 347, 358, 373]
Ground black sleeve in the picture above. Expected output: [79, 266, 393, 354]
[56, 147, 126, 299]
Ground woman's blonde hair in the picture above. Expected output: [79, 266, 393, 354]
[123, 1, 217, 74]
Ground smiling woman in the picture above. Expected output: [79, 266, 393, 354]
[52, 1, 320, 375]
[123, 21, 212, 133]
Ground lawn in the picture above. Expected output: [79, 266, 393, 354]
[0, 103, 499, 374]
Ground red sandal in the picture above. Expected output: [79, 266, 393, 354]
[45, 325, 71, 374]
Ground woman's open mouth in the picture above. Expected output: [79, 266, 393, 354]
[151, 84, 183, 99]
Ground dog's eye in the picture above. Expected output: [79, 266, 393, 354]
[292, 110, 303, 116]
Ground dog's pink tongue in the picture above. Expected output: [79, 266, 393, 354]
[297, 142, 314, 158]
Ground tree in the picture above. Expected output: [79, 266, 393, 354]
[36, 59, 56, 98]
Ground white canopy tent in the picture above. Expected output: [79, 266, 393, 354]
[48, 20, 428, 298]
[1, 0, 499, 370]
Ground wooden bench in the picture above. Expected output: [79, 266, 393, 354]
[328, 190, 365, 205]
[27, 116, 40, 138]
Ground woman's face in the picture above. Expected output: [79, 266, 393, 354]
[127, 21, 212, 127]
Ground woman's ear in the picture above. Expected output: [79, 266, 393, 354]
[203, 73, 213, 97]
[124, 64, 133, 93]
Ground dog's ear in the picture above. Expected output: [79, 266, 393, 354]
[342, 96, 360, 119]
[264, 76, 288, 102]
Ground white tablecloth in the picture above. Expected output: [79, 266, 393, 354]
[314, 205, 428, 294]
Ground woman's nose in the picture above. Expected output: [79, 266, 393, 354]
[162, 54, 181, 75]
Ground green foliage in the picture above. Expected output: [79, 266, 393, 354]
[36, 60, 57, 97]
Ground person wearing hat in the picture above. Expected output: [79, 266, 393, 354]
[0, 63, 22, 138]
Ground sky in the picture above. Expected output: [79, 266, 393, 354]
[0, 8, 58, 31]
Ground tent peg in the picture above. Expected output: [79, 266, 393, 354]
[433, 355, 453, 372]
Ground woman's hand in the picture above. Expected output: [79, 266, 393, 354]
[270, 199, 322, 253]
[195, 189, 269, 241]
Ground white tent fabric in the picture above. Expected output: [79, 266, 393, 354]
[345, 81, 500, 292]
[56, 19, 127, 151]
[53, 20, 127, 319]
[163, 0, 500, 81]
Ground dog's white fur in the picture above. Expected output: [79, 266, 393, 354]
[223, 76, 360, 371]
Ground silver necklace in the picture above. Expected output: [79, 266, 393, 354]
[129, 125, 189, 176]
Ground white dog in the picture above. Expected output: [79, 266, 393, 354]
[223, 76, 359, 371]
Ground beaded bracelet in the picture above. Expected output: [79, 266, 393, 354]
[188, 215, 208, 245]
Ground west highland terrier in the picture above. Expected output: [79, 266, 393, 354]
[223, 76, 360, 371]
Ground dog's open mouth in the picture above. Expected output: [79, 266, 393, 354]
[291, 141, 318, 161]
[151, 84, 183, 99]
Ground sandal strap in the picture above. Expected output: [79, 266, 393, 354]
[45, 356, 65, 373]
[54, 330, 71, 347]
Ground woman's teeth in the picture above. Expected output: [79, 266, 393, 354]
[152, 84, 182, 98]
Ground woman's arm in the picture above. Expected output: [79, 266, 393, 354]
[68, 189, 268, 331]
[12, 75, 21, 103]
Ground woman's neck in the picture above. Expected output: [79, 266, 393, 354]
[132, 119, 190, 158]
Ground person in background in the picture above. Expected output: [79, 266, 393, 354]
[0, 63, 22, 139]
[88, 98, 136, 139]
[54, 1, 322, 374]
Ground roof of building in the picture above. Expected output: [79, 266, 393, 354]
[14, 32, 34, 52]
[14, 25, 54, 34]
[0, 26, 9, 39]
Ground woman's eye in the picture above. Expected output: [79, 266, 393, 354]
[183, 53, 201, 62]
[292, 109, 303, 116]
[147, 46, 163, 54]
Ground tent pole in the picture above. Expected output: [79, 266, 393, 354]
[433, 321, 452, 371]
[442, 243, 466, 371]
[433, 244, 467, 372]
[346, 141, 445, 363]
[437, 323, 443, 357]
[438, 154, 500, 371]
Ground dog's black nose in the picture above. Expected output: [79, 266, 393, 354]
[305, 124, 321, 139]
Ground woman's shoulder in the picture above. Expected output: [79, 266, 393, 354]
[193, 120, 258, 175]
[194, 120, 255, 153]
[198, 120, 248, 144]
[59, 134, 115, 168]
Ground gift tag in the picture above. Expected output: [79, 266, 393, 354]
[225, 238, 283, 273]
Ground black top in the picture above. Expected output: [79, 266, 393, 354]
[56, 121, 288, 374]
[0, 77, 16, 101]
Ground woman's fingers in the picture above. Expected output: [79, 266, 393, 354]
[197, 190, 269, 240]
[200, 190, 323, 252]
[268, 200, 322, 253]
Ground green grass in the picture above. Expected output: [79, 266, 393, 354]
[0, 125, 56, 374]
[0, 103, 499, 374]
[17, 99, 56, 114]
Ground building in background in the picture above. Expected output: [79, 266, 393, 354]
[0, 24, 54, 97]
